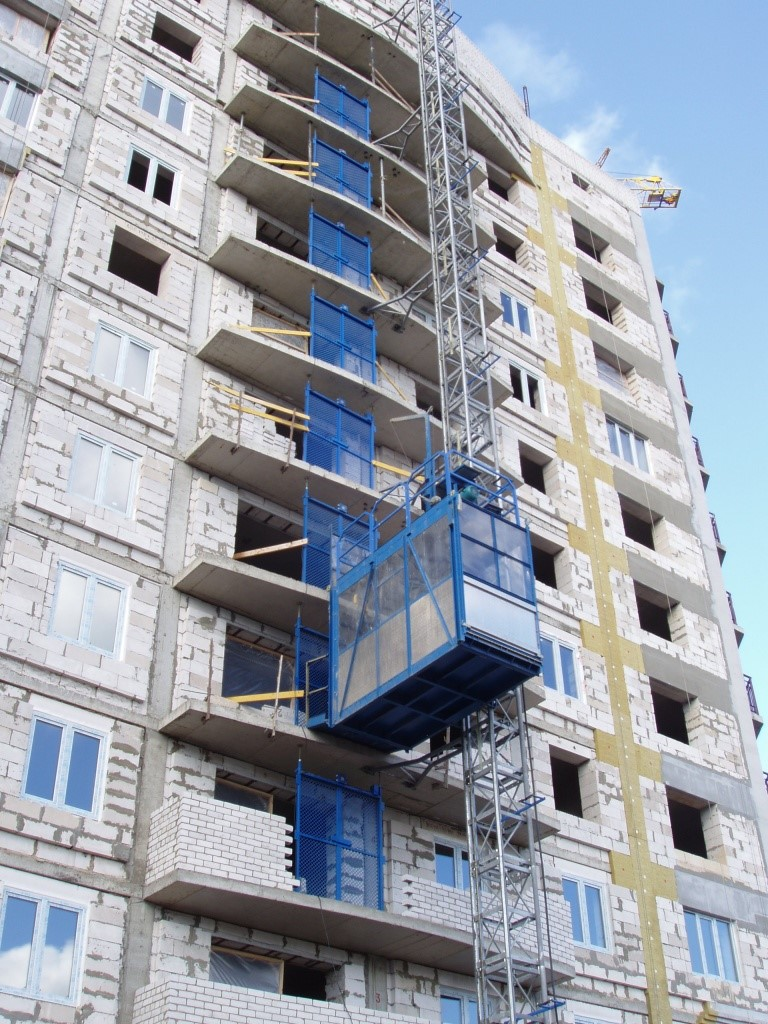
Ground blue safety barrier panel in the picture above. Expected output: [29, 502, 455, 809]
[295, 764, 384, 910]
[302, 494, 373, 589]
[314, 71, 370, 140]
[313, 137, 371, 208]
[304, 386, 374, 488]
[294, 620, 329, 725]
[309, 211, 371, 289]
[222, 635, 293, 705]
[322, 453, 541, 752]
[310, 292, 376, 384]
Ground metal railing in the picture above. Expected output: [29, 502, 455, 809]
[710, 513, 722, 544]
[745, 675, 759, 716]
[678, 372, 689, 398]
[664, 309, 675, 336]
[692, 436, 705, 468]
[726, 591, 738, 626]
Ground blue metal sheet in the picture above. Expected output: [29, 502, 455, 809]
[304, 386, 374, 487]
[314, 71, 370, 140]
[308, 211, 371, 289]
[310, 292, 376, 384]
[313, 137, 371, 208]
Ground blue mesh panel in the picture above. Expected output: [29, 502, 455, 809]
[222, 637, 293, 704]
[304, 387, 374, 487]
[303, 495, 371, 588]
[295, 767, 383, 909]
[294, 623, 329, 724]
[308, 212, 370, 289]
[315, 72, 370, 140]
[313, 138, 371, 208]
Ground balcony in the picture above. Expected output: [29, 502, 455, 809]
[223, 83, 429, 234]
[691, 435, 710, 490]
[664, 309, 679, 355]
[145, 796, 476, 973]
[134, 977, 429, 1024]
[710, 512, 726, 564]
[197, 326, 442, 463]
[726, 591, 744, 646]
[678, 372, 693, 421]
[216, 153, 431, 285]
[745, 675, 763, 737]
[234, 23, 424, 167]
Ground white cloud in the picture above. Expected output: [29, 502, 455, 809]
[562, 107, 621, 161]
[475, 23, 579, 104]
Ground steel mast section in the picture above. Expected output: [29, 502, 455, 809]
[414, 2, 561, 1021]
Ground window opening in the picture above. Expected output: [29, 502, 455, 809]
[500, 291, 532, 336]
[530, 538, 558, 589]
[126, 150, 175, 205]
[69, 434, 138, 514]
[151, 14, 199, 61]
[487, 174, 509, 201]
[572, 220, 606, 262]
[140, 77, 186, 130]
[667, 791, 708, 858]
[594, 350, 629, 392]
[607, 418, 648, 472]
[651, 685, 689, 744]
[550, 753, 584, 817]
[583, 281, 616, 323]
[435, 842, 470, 890]
[519, 451, 547, 494]
[214, 775, 273, 813]
[50, 564, 126, 656]
[210, 946, 283, 993]
[0, 5, 49, 49]
[0, 75, 35, 126]
[684, 910, 738, 981]
[634, 583, 675, 641]
[222, 631, 295, 709]
[0, 892, 83, 1002]
[541, 637, 578, 697]
[509, 365, 543, 412]
[495, 236, 518, 263]
[23, 715, 104, 814]
[619, 495, 656, 549]
[441, 990, 479, 1024]
[562, 877, 607, 949]
[107, 228, 167, 294]
[91, 323, 153, 396]
[572, 172, 589, 191]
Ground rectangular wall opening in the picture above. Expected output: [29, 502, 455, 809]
[550, 752, 584, 817]
[151, 13, 199, 60]
[107, 227, 167, 294]
[667, 790, 708, 858]
[634, 582, 676, 641]
[651, 684, 690, 744]
[620, 495, 656, 549]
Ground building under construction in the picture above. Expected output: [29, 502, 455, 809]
[0, 0, 765, 1023]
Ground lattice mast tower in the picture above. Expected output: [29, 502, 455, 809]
[414, 1, 559, 1020]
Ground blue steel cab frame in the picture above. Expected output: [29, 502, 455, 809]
[299, 453, 542, 753]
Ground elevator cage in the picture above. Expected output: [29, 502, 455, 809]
[310, 292, 376, 384]
[299, 453, 541, 752]
[303, 386, 375, 488]
[309, 211, 371, 289]
[313, 137, 372, 208]
[295, 764, 384, 910]
[314, 70, 370, 140]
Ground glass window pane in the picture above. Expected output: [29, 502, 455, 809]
[103, 450, 134, 513]
[141, 79, 162, 117]
[25, 720, 63, 801]
[92, 327, 121, 381]
[560, 646, 578, 697]
[584, 884, 606, 947]
[123, 340, 151, 394]
[435, 844, 456, 887]
[0, 895, 37, 990]
[619, 428, 634, 464]
[516, 301, 530, 335]
[635, 437, 649, 473]
[466, 1000, 479, 1024]
[7, 84, 34, 127]
[699, 915, 719, 975]
[541, 638, 556, 690]
[0, 9, 16, 34]
[460, 851, 470, 890]
[70, 438, 102, 501]
[500, 293, 512, 325]
[53, 570, 87, 641]
[685, 910, 703, 973]
[64, 732, 100, 813]
[166, 93, 185, 130]
[715, 919, 737, 981]
[440, 995, 463, 1024]
[607, 421, 619, 457]
[38, 905, 78, 997]
[88, 582, 122, 653]
[562, 879, 583, 943]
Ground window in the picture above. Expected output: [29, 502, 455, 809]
[210, 946, 283, 993]
[562, 877, 607, 950]
[594, 352, 628, 392]
[0, 891, 84, 1002]
[126, 149, 176, 205]
[91, 323, 153, 397]
[519, 449, 548, 494]
[140, 77, 186, 130]
[441, 991, 478, 1024]
[151, 14, 199, 61]
[23, 715, 105, 815]
[69, 435, 138, 514]
[583, 281, 616, 323]
[550, 753, 584, 817]
[0, 75, 35, 127]
[572, 220, 606, 262]
[0, 4, 49, 49]
[572, 172, 589, 191]
[487, 174, 509, 200]
[214, 776, 273, 814]
[667, 791, 708, 858]
[651, 685, 689, 744]
[435, 842, 470, 890]
[606, 419, 649, 472]
[500, 292, 532, 336]
[50, 564, 126, 656]
[619, 495, 656, 549]
[495, 236, 518, 263]
[530, 537, 558, 589]
[107, 228, 168, 295]
[684, 910, 738, 982]
[541, 637, 578, 697]
[509, 365, 544, 412]
[634, 583, 675, 642]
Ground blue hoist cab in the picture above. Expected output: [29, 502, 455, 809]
[296, 452, 542, 753]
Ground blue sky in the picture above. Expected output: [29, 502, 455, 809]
[458, 2, 768, 766]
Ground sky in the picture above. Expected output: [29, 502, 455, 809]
[457, 2, 768, 768]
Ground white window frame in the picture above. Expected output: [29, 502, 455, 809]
[140, 76, 187, 130]
[90, 322, 155, 397]
[562, 876, 609, 951]
[684, 909, 739, 982]
[69, 433, 139, 516]
[509, 363, 545, 413]
[595, 355, 628, 392]
[22, 714, 107, 818]
[434, 841, 470, 891]
[125, 147, 178, 207]
[500, 291, 533, 337]
[606, 418, 649, 473]
[440, 988, 478, 1024]
[50, 563, 127, 657]
[540, 635, 579, 698]
[0, 889, 85, 1003]
[0, 74, 36, 127]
